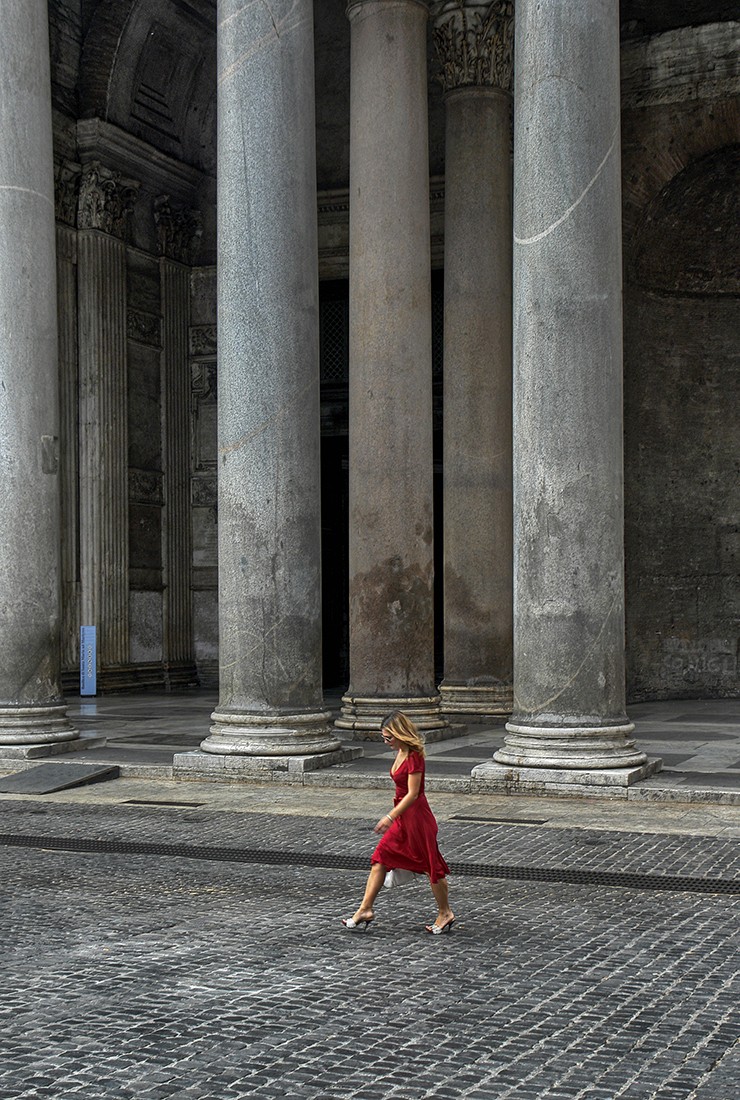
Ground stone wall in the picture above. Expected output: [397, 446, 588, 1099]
[622, 23, 739, 700]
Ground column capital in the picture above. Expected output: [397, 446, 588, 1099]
[77, 161, 140, 240]
[432, 0, 513, 93]
[153, 194, 203, 265]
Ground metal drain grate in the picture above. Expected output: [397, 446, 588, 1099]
[451, 815, 548, 826]
[124, 800, 206, 808]
[1, 833, 738, 896]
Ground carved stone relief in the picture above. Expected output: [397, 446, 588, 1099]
[432, 1, 514, 93]
[190, 325, 217, 358]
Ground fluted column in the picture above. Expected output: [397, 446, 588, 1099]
[493, 0, 650, 770]
[203, 0, 339, 756]
[54, 161, 82, 674]
[77, 163, 138, 677]
[0, 0, 77, 746]
[433, 1, 514, 718]
[337, 0, 444, 736]
[156, 197, 200, 684]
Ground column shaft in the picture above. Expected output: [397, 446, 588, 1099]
[338, 0, 444, 735]
[439, 80, 513, 718]
[496, 0, 644, 767]
[0, 0, 76, 745]
[204, 0, 337, 755]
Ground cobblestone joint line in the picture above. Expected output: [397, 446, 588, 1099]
[1, 832, 738, 896]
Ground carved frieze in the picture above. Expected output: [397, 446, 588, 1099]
[432, 1, 514, 93]
[127, 309, 163, 347]
[190, 325, 217, 358]
[77, 162, 140, 239]
[54, 160, 81, 226]
[154, 194, 203, 265]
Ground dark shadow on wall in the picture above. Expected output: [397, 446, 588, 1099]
[624, 145, 739, 701]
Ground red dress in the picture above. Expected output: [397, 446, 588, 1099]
[371, 751, 450, 884]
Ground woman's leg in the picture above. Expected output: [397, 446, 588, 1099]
[428, 876, 454, 928]
[351, 863, 386, 921]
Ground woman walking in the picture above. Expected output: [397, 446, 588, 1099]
[342, 711, 455, 935]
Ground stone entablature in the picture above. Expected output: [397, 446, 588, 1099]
[432, 1, 514, 94]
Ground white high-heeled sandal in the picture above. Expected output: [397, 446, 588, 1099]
[341, 915, 374, 931]
[425, 917, 455, 935]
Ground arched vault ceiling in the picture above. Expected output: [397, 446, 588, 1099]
[79, 0, 217, 174]
[71, 0, 736, 181]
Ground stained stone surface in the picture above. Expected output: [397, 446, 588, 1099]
[0, 0, 75, 744]
[439, 84, 513, 718]
[209, 0, 337, 755]
[340, 0, 440, 730]
[501, 0, 642, 766]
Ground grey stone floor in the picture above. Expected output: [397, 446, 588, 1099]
[0, 796, 738, 1100]
[4, 694, 737, 803]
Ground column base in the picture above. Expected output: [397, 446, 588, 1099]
[494, 720, 649, 769]
[0, 704, 79, 746]
[201, 708, 340, 756]
[439, 681, 512, 719]
[173, 743, 362, 782]
[335, 695, 448, 738]
[471, 757, 662, 794]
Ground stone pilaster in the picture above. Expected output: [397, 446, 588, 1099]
[0, 0, 77, 747]
[156, 197, 200, 684]
[199, 0, 340, 760]
[54, 160, 82, 674]
[77, 162, 139, 673]
[477, 0, 657, 779]
[336, 0, 444, 737]
[433, 1, 514, 719]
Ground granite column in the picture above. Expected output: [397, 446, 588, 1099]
[0, 0, 77, 747]
[202, 0, 339, 757]
[433, 1, 514, 719]
[337, 0, 444, 735]
[490, 0, 652, 772]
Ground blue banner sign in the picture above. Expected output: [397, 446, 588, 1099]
[80, 625, 97, 696]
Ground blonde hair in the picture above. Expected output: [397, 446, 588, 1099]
[381, 711, 426, 758]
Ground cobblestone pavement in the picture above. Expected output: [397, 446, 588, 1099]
[1, 801, 738, 1099]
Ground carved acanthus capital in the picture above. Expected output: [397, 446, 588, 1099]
[77, 162, 140, 239]
[154, 195, 203, 265]
[54, 160, 81, 226]
[432, 1, 514, 93]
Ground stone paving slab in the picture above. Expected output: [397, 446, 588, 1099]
[0, 762, 119, 795]
[1, 819, 738, 1100]
[3, 695, 736, 805]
